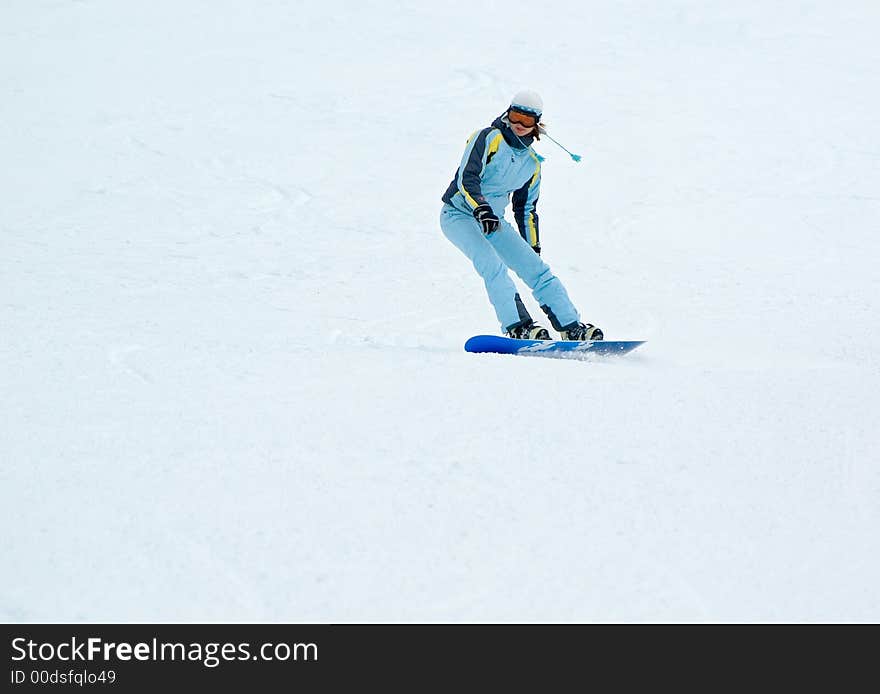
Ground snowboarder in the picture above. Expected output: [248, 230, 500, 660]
[440, 90, 603, 341]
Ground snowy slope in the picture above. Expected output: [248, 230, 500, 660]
[2, 0, 879, 622]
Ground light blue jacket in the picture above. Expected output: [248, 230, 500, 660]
[442, 114, 542, 249]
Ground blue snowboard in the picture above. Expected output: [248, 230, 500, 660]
[465, 335, 645, 359]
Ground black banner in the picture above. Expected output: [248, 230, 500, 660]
[1, 624, 875, 690]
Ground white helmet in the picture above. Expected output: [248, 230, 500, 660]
[510, 89, 543, 117]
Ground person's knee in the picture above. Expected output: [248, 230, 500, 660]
[517, 257, 553, 288]
[475, 256, 507, 281]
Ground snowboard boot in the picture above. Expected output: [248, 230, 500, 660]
[559, 321, 604, 341]
[506, 319, 551, 340]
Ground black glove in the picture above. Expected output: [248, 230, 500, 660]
[473, 204, 499, 235]
[532, 244, 541, 255]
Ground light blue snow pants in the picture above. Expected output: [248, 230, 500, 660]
[440, 203, 580, 331]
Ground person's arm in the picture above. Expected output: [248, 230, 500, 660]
[512, 156, 541, 253]
[456, 128, 504, 210]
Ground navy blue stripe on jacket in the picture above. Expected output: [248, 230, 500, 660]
[441, 128, 494, 208]
[512, 178, 539, 247]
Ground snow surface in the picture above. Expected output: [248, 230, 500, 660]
[2, 0, 879, 622]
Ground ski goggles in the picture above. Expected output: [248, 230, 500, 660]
[507, 108, 539, 128]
